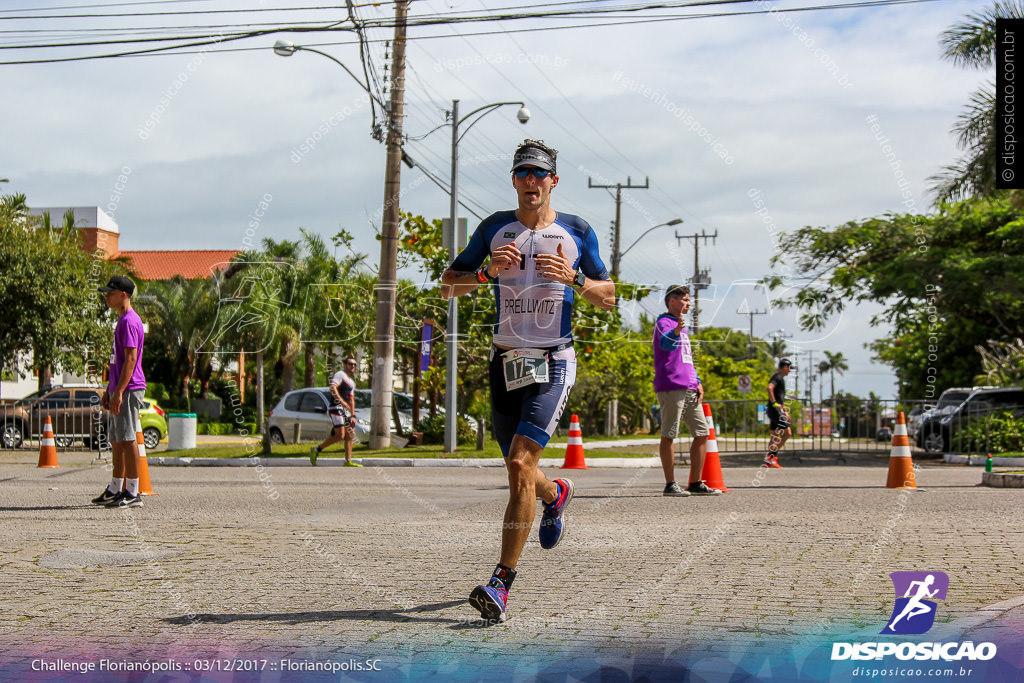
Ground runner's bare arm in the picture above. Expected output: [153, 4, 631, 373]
[535, 244, 615, 311]
[441, 244, 521, 299]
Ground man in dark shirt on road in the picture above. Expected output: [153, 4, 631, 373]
[765, 358, 794, 468]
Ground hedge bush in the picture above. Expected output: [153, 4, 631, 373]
[959, 411, 1024, 453]
[417, 413, 476, 445]
[195, 422, 258, 436]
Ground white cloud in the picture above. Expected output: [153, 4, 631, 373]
[0, 0, 986, 399]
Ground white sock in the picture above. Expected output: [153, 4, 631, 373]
[126, 478, 140, 496]
[108, 477, 123, 494]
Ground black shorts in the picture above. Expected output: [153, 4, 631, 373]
[328, 406, 353, 432]
[488, 348, 576, 454]
[767, 405, 790, 431]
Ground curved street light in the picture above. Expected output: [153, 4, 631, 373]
[444, 98, 528, 452]
[274, 38, 408, 449]
[617, 218, 684, 268]
[273, 40, 387, 110]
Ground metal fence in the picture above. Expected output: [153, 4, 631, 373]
[697, 398, 925, 456]
[697, 397, 1024, 455]
[1, 402, 106, 453]
[4, 394, 1020, 456]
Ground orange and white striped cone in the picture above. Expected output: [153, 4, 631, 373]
[692, 403, 730, 492]
[885, 412, 916, 490]
[135, 417, 157, 495]
[37, 416, 59, 468]
[561, 414, 588, 469]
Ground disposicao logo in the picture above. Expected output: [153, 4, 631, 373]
[883, 570, 948, 635]
[831, 571, 997, 663]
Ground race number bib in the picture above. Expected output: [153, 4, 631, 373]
[502, 348, 550, 391]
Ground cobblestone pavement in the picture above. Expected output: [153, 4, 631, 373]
[1, 459, 1022, 680]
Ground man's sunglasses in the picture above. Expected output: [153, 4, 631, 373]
[513, 168, 552, 179]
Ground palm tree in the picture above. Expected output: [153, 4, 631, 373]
[930, 1, 1024, 202]
[142, 275, 219, 405]
[293, 229, 369, 388]
[209, 254, 288, 448]
[821, 350, 849, 400]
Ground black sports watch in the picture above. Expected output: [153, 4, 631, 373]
[572, 269, 586, 288]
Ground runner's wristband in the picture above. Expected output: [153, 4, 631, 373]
[476, 266, 494, 283]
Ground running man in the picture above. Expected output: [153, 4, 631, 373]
[764, 358, 794, 468]
[310, 357, 361, 466]
[441, 139, 615, 622]
[886, 574, 938, 631]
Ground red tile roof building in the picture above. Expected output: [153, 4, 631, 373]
[29, 206, 240, 281]
[120, 250, 240, 280]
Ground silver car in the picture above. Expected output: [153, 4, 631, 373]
[354, 389, 477, 432]
[268, 387, 412, 445]
[267, 388, 369, 445]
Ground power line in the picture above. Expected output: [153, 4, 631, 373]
[0, 0, 943, 65]
[0, 0, 218, 12]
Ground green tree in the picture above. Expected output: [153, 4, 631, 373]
[930, 1, 1024, 202]
[293, 229, 370, 388]
[208, 254, 292, 445]
[139, 275, 220, 405]
[821, 350, 849, 400]
[975, 337, 1024, 386]
[766, 196, 1024, 397]
[0, 195, 113, 386]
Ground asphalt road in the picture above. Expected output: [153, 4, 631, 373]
[1, 459, 1022, 681]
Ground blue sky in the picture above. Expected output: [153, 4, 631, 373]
[0, 0, 985, 399]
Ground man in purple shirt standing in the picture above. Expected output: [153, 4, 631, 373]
[652, 285, 721, 497]
[92, 275, 147, 508]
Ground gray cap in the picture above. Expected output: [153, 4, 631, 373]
[511, 145, 556, 173]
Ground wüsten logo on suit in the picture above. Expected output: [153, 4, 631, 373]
[831, 571, 998, 664]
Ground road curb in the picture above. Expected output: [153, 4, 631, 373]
[981, 471, 1024, 488]
[149, 456, 665, 468]
[932, 595, 1024, 640]
[944, 454, 1024, 466]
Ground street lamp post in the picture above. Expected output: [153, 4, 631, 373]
[273, 40, 387, 109]
[443, 98, 530, 453]
[274, 28, 409, 450]
[616, 218, 683, 272]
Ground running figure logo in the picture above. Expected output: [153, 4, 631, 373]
[882, 571, 949, 635]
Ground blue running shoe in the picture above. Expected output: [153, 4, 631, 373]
[538, 478, 574, 549]
[469, 578, 508, 622]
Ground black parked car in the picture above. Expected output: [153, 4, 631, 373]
[916, 387, 1024, 454]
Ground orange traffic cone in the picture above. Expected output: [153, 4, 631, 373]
[135, 417, 157, 495]
[692, 403, 730, 492]
[561, 414, 588, 469]
[37, 416, 59, 468]
[886, 412, 916, 490]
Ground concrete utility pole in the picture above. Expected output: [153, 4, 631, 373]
[674, 229, 717, 336]
[369, 0, 409, 450]
[737, 306, 767, 358]
[805, 349, 816, 402]
[587, 176, 649, 279]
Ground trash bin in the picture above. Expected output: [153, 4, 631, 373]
[167, 413, 197, 450]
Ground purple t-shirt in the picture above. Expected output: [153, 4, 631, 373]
[108, 309, 146, 394]
[652, 313, 699, 392]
